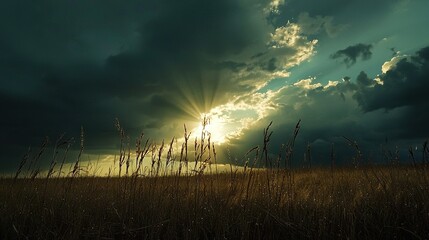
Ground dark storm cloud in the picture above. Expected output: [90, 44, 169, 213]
[0, 0, 274, 171]
[350, 46, 429, 140]
[330, 43, 373, 67]
[356, 71, 373, 87]
[354, 46, 429, 112]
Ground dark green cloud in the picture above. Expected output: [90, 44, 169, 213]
[354, 47, 429, 112]
[331, 43, 373, 67]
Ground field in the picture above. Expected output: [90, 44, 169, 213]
[1, 121, 429, 239]
[1, 166, 429, 239]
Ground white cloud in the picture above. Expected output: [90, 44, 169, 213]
[293, 77, 322, 90]
[268, 22, 318, 69]
[324, 80, 339, 89]
[270, 23, 302, 48]
[381, 55, 406, 73]
[272, 70, 291, 78]
[265, 0, 285, 14]
[374, 76, 384, 85]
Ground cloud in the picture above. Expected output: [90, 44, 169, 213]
[222, 46, 429, 166]
[355, 71, 374, 87]
[331, 43, 373, 67]
[265, 0, 285, 14]
[267, 0, 397, 30]
[2, 0, 424, 172]
[268, 22, 318, 69]
[381, 55, 406, 73]
[297, 12, 347, 37]
[0, 0, 320, 171]
[354, 46, 429, 112]
[293, 77, 322, 90]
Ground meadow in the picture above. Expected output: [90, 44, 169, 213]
[1, 120, 428, 239]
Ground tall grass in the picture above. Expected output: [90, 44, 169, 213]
[1, 120, 429, 239]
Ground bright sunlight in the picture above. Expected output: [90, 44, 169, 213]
[192, 113, 228, 145]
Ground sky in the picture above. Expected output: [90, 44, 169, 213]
[1, 0, 429, 173]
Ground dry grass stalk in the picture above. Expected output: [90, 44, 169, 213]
[14, 146, 31, 181]
[71, 127, 84, 178]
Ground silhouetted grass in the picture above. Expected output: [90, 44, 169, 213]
[1, 167, 429, 239]
[1, 120, 428, 239]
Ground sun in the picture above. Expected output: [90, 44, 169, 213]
[193, 114, 227, 145]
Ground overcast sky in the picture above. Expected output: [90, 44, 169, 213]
[1, 0, 428, 172]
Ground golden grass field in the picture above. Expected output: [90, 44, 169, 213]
[1, 120, 428, 239]
[1, 166, 429, 239]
